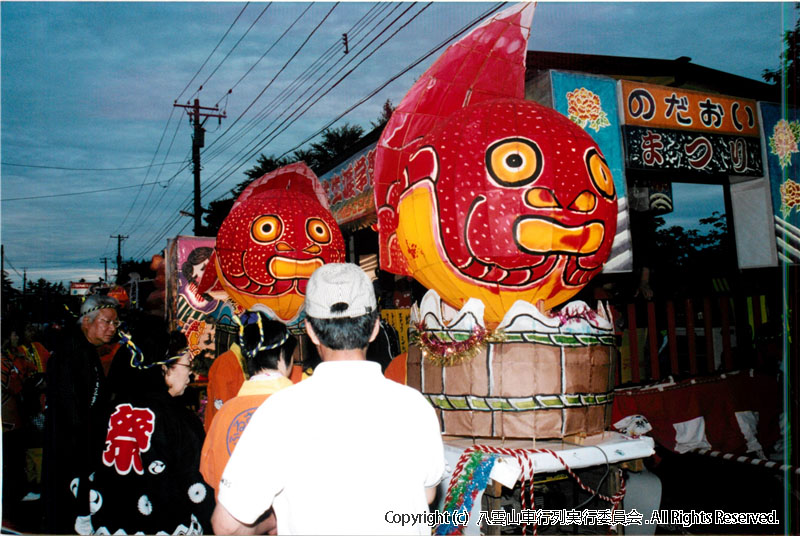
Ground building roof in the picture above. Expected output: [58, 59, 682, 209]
[525, 50, 780, 102]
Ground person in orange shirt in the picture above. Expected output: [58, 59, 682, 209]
[200, 311, 296, 532]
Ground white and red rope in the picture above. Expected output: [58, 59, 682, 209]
[443, 445, 626, 535]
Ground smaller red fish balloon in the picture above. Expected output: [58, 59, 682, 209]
[199, 163, 345, 323]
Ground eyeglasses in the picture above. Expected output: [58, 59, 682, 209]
[97, 318, 121, 328]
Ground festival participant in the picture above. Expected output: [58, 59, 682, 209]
[42, 295, 118, 534]
[212, 263, 445, 535]
[200, 312, 296, 506]
[82, 320, 215, 535]
[203, 341, 247, 432]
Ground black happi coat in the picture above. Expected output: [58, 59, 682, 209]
[43, 327, 110, 534]
[85, 385, 215, 535]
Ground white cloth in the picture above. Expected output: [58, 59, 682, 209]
[672, 416, 711, 453]
[218, 360, 446, 535]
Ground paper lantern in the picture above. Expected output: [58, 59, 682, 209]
[199, 162, 345, 323]
[373, 4, 617, 324]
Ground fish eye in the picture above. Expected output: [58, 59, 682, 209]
[585, 148, 615, 199]
[486, 137, 543, 187]
[306, 218, 331, 244]
[251, 215, 283, 243]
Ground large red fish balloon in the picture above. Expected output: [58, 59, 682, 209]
[199, 162, 345, 323]
[374, 3, 617, 325]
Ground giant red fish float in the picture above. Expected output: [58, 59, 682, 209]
[374, 3, 617, 324]
[199, 162, 345, 324]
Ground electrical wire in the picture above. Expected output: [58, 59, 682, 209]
[178, 2, 251, 103]
[198, 3, 415, 202]
[0, 161, 186, 171]
[1, 182, 164, 202]
[196, 3, 273, 103]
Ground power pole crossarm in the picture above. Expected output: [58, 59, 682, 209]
[173, 99, 226, 236]
[109, 235, 128, 283]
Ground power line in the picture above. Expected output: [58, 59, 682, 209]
[1, 161, 185, 171]
[180, 2, 251, 103]
[197, 3, 407, 201]
[1, 181, 163, 202]
[202, 3, 428, 202]
[197, 2, 273, 104]
[214, 2, 314, 107]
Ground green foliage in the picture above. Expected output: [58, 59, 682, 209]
[650, 211, 732, 291]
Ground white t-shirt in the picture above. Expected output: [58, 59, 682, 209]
[218, 360, 446, 535]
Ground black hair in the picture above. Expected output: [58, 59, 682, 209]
[306, 309, 379, 350]
[240, 315, 297, 376]
[181, 246, 213, 283]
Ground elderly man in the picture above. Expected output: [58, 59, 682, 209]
[212, 263, 445, 535]
[42, 294, 119, 534]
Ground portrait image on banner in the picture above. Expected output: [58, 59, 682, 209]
[551, 71, 632, 273]
[168, 236, 242, 359]
[759, 102, 800, 265]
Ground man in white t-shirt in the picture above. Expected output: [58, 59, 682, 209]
[212, 263, 445, 535]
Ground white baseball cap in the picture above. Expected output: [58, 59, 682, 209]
[305, 263, 376, 319]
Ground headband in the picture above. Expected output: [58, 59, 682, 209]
[118, 330, 183, 370]
[233, 313, 291, 360]
[81, 303, 117, 316]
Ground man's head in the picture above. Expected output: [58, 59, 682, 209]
[80, 294, 120, 346]
[304, 263, 379, 354]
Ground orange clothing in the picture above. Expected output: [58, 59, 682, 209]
[21, 342, 50, 373]
[200, 375, 293, 494]
[204, 345, 248, 432]
[384, 352, 408, 385]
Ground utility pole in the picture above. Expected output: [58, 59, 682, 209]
[110, 235, 128, 283]
[173, 99, 226, 236]
[100, 257, 110, 281]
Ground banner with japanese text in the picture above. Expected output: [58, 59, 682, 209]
[319, 143, 377, 226]
[550, 70, 632, 272]
[759, 102, 800, 265]
[620, 81, 763, 176]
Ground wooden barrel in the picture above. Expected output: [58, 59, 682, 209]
[407, 332, 614, 439]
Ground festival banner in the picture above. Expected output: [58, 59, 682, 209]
[623, 125, 763, 176]
[619, 80, 760, 136]
[758, 102, 800, 265]
[319, 143, 377, 225]
[550, 70, 632, 272]
[166, 236, 241, 360]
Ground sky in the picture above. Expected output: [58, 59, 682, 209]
[1, 1, 796, 289]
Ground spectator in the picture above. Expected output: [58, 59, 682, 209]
[82, 319, 215, 534]
[200, 312, 296, 531]
[212, 263, 445, 535]
[42, 294, 118, 534]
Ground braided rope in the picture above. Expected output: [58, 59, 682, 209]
[233, 312, 290, 359]
[442, 445, 627, 536]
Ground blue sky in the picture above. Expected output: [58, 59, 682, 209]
[1, 2, 796, 288]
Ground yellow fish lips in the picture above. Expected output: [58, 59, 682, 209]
[514, 217, 605, 256]
[268, 256, 324, 280]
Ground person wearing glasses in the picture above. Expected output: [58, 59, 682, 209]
[79, 316, 216, 535]
[42, 294, 119, 534]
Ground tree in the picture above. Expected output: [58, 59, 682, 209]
[763, 3, 799, 105]
[307, 123, 365, 173]
[371, 99, 395, 130]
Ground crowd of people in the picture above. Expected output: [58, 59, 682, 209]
[2, 262, 445, 535]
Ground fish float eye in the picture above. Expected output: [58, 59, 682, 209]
[486, 137, 543, 187]
[306, 218, 331, 244]
[585, 148, 615, 199]
[252, 215, 283, 243]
